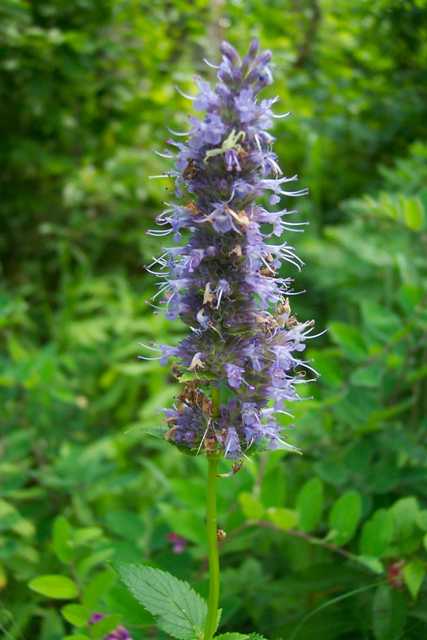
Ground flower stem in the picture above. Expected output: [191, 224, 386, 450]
[204, 454, 220, 640]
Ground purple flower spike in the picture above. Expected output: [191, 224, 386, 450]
[148, 40, 317, 459]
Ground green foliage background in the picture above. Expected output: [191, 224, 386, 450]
[1, 0, 427, 638]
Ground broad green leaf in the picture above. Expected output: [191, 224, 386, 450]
[391, 497, 422, 553]
[398, 284, 424, 313]
[309, 349, 343, 388]
[296, 478, 324, 533]
[39, 608, 65, 640]
[61, 604, 90, 627]
[357, 556, 383, 574]
[267, 507, 298, 531]
[360, 301, 400, 342]
[403, 560, 426, 599]
[391, 497, 419, 539]
[74, 527, 103, 546]
[0, 499, 35, 538]
[118, 563, 207, 640]
[63, 636, 90, 640]
[351, 363, 383, 388]
[372, 585, 406, 640]
[76, 547, 115, 579]
[403, 196, 424, 231]
[158, 503, 206, 546]
[239, 492, 264, 520]
[260, 466, 286, 508]
[91, 615, 122, 639]
[215, 635, 249, 640]
[416, 509, 427, 531]
[29, 575, 79, 599]
[329, 323, 367, 361]
[104, 510, 145, 541]
[82, 569, 116, 609]
[52, 516, 74, 563]
[359, 509, 394, 557]
[328, 490, 362, 545]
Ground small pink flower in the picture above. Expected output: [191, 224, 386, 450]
[167, 532, 188, 554]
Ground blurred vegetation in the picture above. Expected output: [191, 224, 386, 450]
[1, 0, 427, 638]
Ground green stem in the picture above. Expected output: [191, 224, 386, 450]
[204, 454, 220, 640]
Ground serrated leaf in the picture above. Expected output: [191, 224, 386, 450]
[29, 574, 79, 599]
[296, 477, 324, 533]
[118, 563, 207, 640]
[403, 560, 426, 599]
[328, 490, 362, 545]
[215, 634, 249, 640]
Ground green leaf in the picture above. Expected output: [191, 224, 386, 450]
[296, 478, 324, 533]
[91, 615, 122, 639]
[29, 575, 79, 599]
[63, 636, 90, 640]
[52, 516, 74, 563]
[329, 323, 368, 361]
[328, 490, 362, 545]
[239, 492, 264, 520]
[372, 585, 406, 640]
[74, 526, 103, 546]
[61, 604, 90, 627]
[403, 196, 424, 231]
[118, 563, 207, 640]
[357, 556, 384, 574]
[391, 497, 421, 553]
[260, 466, 286, 508]
[215, 635, 249, 640]
[309, 349, 343, 388]
[0, 499, 35, 538]
[359, 509, 394, 558]
[403, 560, 426, 599]
[351, 363, 383, 388]
[82, 569, 116, 609]
[415, 509, 427, 531]
[266, 507, 298, 531]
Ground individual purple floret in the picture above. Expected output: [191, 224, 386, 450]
[147, 40, 318, 459]
[89, 613, 133, 640]
[167, 531, 189, 553]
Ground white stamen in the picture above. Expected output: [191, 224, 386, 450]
[203, 57, 220, 69]
[175, 85, 196, 100]
[272, 111, 291, 119]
